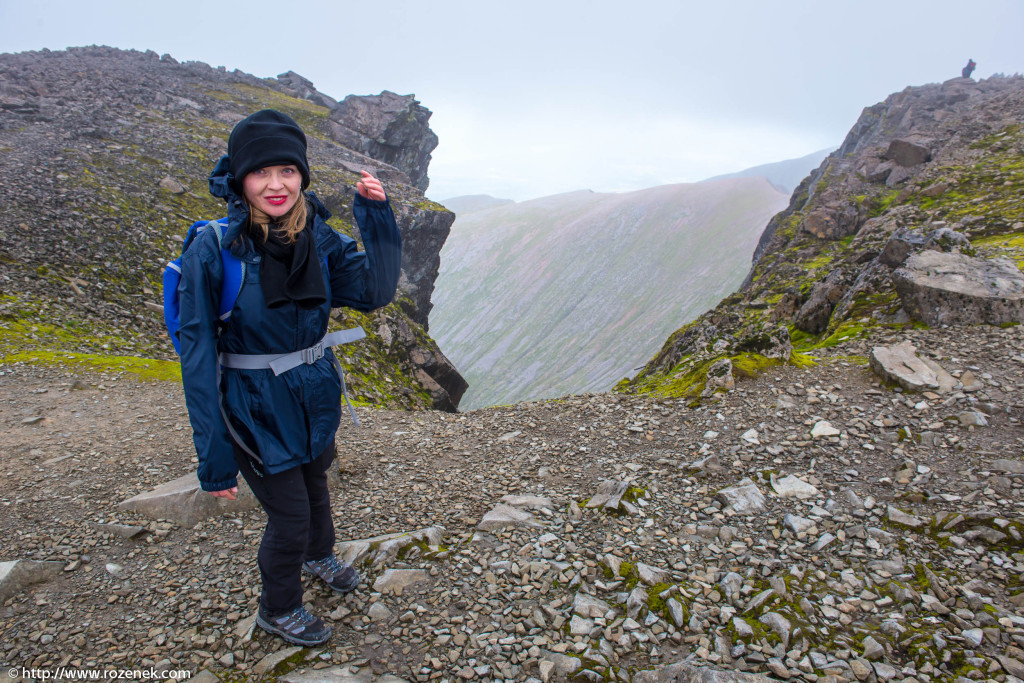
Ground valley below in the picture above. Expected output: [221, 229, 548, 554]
[431, 179, 789, 409]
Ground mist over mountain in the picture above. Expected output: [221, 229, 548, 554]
[430, 178, 788, 409]
[440, 194, 515, 216]
[702, 147, 834, 194]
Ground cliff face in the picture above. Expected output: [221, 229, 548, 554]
[0, 46, 466, 411]
[624, 75, 1024, 398]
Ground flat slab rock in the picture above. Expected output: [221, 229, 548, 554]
[118, 471, 256, 527]
[586, 480, 631, 511]
[499, 494, 554, 510]
[0, 560, 64, 602]
[715, 478, 766, 515]
[991, 458, 1024, 475]
[281, 667, 409, 683]
[893, 251, 1024, 326]
[869, 341, 958, 393]
[476, 503, 543, 531]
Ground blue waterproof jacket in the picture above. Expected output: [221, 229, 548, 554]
[178, 156, 402, 492]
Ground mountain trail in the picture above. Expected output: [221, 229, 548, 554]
[3, 324, 1024, 681]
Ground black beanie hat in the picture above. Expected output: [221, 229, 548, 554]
[228, 109, 310, 189]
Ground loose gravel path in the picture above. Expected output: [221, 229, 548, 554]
[2, 326, 1024, 683]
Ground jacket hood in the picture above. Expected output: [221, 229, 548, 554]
[208, 154, 332, 251]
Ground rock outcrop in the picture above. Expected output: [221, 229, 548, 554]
[329, 91, 438, 193]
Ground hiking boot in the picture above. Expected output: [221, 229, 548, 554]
[302, 554, 361, 594]
[256, 604, 331, 646]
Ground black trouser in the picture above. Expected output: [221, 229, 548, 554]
[234, 444, 336, 616]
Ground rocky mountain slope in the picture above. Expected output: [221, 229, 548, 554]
[0, 46, 466, 411]
[431, 179, 788, 409]
[623, 75, 1024, 403]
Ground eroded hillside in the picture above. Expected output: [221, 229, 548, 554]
[432, 179, 788, 409]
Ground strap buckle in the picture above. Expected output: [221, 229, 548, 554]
[301, 341, 325, 365]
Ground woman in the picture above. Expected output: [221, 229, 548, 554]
[177, 109, 401, 646]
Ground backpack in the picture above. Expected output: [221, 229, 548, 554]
[162, 218, 244, 354]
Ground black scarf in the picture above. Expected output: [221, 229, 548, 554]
[256, 218, 327, 310]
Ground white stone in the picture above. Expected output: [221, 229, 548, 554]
[476, 503, 543, 531]
[812, 533, 837, 552]
[811, 421, 841, 438]
[367, 602, 393, 622]
[569, 615, 594, 636]
[862, 635, 884, 660]
[869, 341, 957, 393]
[636, 562, 671, 586]
[784, 514, 816, 534]
[499, 494, 554, 509]
[887, 506, 924, 528]
[962, 628, 984, 647]
[572, 593, 613, 619]
[771, 474, 820, 499]
[959, 411, 989, 427]
[371, 569, 430, 594]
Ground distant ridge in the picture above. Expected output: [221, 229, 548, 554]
[439, 194, 515, 215]
[703, 148, 834, 194]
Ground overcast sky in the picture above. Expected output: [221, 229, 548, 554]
[2, 0, 1022, 201]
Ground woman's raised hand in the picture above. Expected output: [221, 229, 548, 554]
[357, 170, 386, 201]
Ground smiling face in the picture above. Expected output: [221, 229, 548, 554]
[242, 164, 302, 218]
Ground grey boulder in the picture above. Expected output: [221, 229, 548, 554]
[869, 341, 957, 392]
[893, 251, 1024, 326]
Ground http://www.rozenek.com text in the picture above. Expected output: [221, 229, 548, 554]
[10, 668, 192, 681]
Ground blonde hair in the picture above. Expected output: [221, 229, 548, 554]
[248, 195, 309, 244]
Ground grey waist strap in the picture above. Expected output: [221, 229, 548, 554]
[219, 327, 366, 375]
[218, 326, 366, 427]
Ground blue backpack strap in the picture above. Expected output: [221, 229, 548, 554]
[164, 220, 214, 355]
[206, 219, 245, 322]
[162, 259, 184, 355]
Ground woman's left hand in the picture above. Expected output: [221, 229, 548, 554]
[357, 170, 386, 201]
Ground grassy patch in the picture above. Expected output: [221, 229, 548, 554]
[1, 349, 181, 381]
